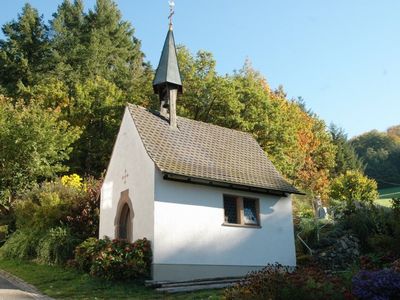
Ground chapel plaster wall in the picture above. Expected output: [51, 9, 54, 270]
[99, 108, 155, 243]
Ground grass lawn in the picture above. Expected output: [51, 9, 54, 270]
[378, 186, 400, 199]
[374, 199, 393, 208]
[375, 186, 400, 208]
[0, 259, 223, 299]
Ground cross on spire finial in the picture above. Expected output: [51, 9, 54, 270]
[168, 0, 175, 29]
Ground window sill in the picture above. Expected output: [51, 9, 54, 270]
[222, 223, 261, 229]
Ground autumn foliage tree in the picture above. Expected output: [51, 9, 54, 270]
[176, 48, 337, 198]
[387, 125, 400, 142]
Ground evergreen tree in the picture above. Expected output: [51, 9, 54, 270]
[329, 124, 364, 177]
[0, 4, 50, 96]
[50, 0, 153, 104]
[0, 0, 153, 176]
[48, 0, 153, 175]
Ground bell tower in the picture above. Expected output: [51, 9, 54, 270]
[153, 1, 182, 129]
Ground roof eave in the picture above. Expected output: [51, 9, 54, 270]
[162, 172, 304, 196]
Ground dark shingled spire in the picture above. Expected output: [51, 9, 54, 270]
[153, 27, 182, 94]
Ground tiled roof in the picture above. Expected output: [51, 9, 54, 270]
[128, 104, 301, 195]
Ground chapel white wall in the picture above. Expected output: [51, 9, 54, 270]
[99, 107, 154, 243]
[153, 170, 296, 267]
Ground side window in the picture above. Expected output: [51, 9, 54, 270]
[223, 195, 260, 227]
[224, 195, 238, 224]
[243, 198, 258, 225]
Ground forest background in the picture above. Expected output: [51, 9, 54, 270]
[1, 0, 400, 219]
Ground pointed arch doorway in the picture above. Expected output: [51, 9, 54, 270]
[114, 190, 134, 242]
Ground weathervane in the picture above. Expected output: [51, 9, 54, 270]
[168, 0, 175, 29]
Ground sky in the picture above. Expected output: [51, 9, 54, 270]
[1, 0, 399, 138]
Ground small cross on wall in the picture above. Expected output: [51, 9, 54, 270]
[122, 169, 129, 184]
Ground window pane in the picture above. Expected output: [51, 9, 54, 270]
[224, 196, 238, 224]
[243, 198, 258, 225]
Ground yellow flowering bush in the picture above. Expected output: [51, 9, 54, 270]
[61, 174, 83, 190]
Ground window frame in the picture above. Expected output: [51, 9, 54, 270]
[222, 194, 261, 228]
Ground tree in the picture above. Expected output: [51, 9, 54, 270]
[387, 125, 400, 142]
[0, 3, 50, 96]
[48, 0, 153, 175]
[68, 76, 125, 174]
[50, 0, 153, 103]
[329, 124, 364, 177]
[0, 0, 154, 176]
[176, 46, 243, 128]
[176, 50, 337, 198]
[329, 170, 379, 211]
[0, 1, 343, 199]
[0, 95, 80, 219]
[351, 130, 400, 188]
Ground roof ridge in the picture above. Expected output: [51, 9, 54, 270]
[127, 102, 251, 137]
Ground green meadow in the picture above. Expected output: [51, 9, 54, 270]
[375, 186, 400, 207]
[379, 186, 400, 199]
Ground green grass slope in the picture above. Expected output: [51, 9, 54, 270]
[379, 186, 400, 199]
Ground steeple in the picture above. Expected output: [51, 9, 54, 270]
[153, 1, 182, 129]
[153, 28, 182, 93]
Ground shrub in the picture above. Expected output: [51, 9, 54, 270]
[74, 237, 152, 281]
[392, 198, 400, 216]
[14, 178, 100, 240]
[0, 225, 8, 245]
[36, 227, 80, 265]
[1, 227, 80, 264]
[224, 264, 352, 300]
[336, 204, 400, 255]
[293, 195, 315, 219]
[224, 264, 289, 300]
[344, 209, 377, 250]
[392, 259, 400, 273]
[14, 181, 81, 231]
[0, 177, 101, 265]
[74, 237, 109, 272]
[367, 234, 396, 254]
[0, 229, 43, 259]
[359, 253, 399, 271]
[352, 269, 400, 300]
[62, 177, 100, 239]
[296, 216, 337, 251]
